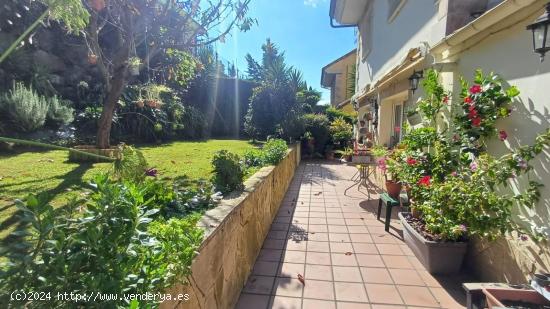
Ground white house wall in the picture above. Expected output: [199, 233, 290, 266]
[441, 10, 550, 282]
[356, 0, 447, 93]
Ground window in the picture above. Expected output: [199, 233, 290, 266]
[387, 0, 407, 23]
[391, 103, 403, 146]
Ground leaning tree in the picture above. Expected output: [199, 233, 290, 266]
[82, 0, 253, 148]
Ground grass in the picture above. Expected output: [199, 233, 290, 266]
[0, 139, 256, 238]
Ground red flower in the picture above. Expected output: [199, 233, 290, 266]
[418, 175, 431, 187]
[464, 97, 473, 104]
[499, 130, 508, 141]
[467, 109, 478, 119]
[471, 117, 482, 127]
[468, 105, 476, 111]
[406, 157, 417, 166]
[443, 96, 449, 104]
[469, 84, 482, 94]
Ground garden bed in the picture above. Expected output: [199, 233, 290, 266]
[161, 143, 301, 309]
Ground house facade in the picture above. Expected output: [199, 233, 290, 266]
[330, 0, 550, 282]
[321, 49, 357, 113]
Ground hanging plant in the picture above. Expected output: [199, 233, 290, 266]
[89, 0, 106, 11]
[88, 53, 98, 65]
[128, 57, 141, 76]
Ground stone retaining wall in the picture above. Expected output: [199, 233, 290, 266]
[161, 143, 301, 309]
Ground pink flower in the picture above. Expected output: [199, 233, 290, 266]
[418, 175, 431, 187]
[516, 157, 528, 170]
[451, 171, 458, 177]
[443, 96, 449, 104]
[519, 234, 529, 241]
[459, 224, 468, 232]
[472, 117, 482, 127]
[377, 158, 387, 173]
[464, 97, 473, 104]
[406, 157, 417, 166]
[145, 168, 158, 177]
[499, 130, 508, 141]
[469, 84, 482, 94]
[470, 162, 478, 171]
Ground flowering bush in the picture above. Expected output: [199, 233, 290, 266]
[455, 69, 519, 144]
[398, 69, 550, 241]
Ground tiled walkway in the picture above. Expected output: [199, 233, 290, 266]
[235, 162, 467, 309]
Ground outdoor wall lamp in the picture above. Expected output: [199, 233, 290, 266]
[527, 3, 550, 62]
[408, 70, 423, 94]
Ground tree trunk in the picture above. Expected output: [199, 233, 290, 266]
[96, 64, 128, 148]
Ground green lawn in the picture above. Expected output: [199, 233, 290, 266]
[0, 140, 256, 238]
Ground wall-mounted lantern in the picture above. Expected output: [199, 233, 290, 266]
[408, 70, 424, 94]
[527, 3, 550, 62]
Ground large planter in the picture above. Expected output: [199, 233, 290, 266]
[483, 288, 549, 309]
[385, 180, 402, 199]
[68, 145, 120, 163]
[399, 212, 467, 274]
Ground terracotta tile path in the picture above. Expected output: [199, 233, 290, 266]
[235, 162, 469, 309]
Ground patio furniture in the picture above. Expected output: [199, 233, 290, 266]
[345, 154, 377, 195]
[377, 192, 399, 232]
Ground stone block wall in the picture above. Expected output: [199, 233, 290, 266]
[161, 143, 301, 309]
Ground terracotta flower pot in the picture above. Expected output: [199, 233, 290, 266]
[145, 100, 160, 109]
[89, 0, 106, 11]
[385, 180, 402, 199]
[88, 54, 98, 65]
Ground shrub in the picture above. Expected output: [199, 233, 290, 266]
[325, 106, 356, 124]
[211, 150, 244, 193]
[148, 214, 204, 287]
[0, 82, 75, 133]
[245, 83, 297, 139]
[303, 113, 331, 154]
[329, 116, 353, 147]
[180, 105, 207, 139]
[243, 149, 264, 167]
[262, 138, 288, 165]
[0, 175, 205, 308]
[397, 70, 550, 242]
[47, 95, 74, 126]
[0, 82, 49, 132]
[112, 145, 149, 182]
[277, 109, 306, 141]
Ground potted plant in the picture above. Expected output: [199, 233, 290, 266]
[88, 53, 98, 65]
[89, 0, 106, 11]
[128, 57, 141, 76]
[406, 109, 422, 126]
[372, 146, 403, 199]
[142, 84, 168, 109]
[483, 288, 549, 309]
[335, 147, 353, 162]
[395, 69, 550, 274]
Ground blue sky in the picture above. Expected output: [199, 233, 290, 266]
[215, 0, 356, 104]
